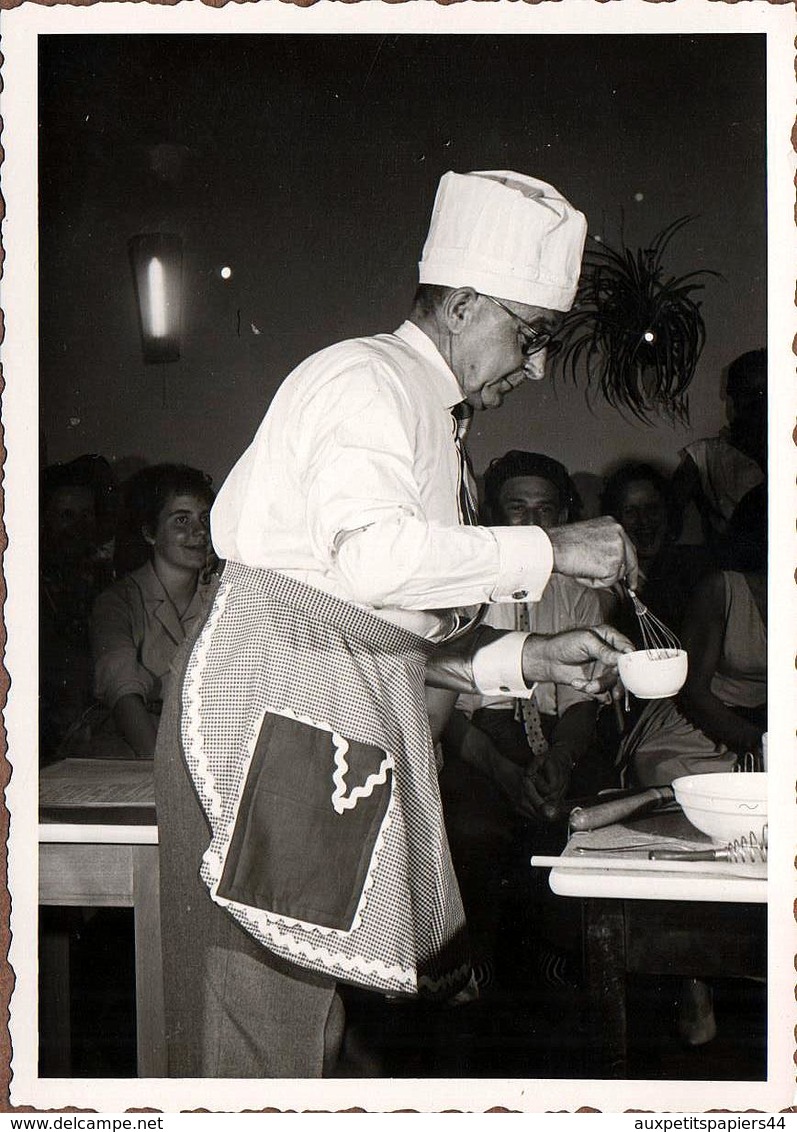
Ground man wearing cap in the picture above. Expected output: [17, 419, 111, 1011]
[156, 170, 637, 1078]
[449, 449, 614, 820]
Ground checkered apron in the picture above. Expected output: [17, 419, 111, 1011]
[180, 561, 470, 998]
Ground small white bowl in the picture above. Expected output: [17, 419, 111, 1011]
[672, 772, 768, 844]
[618, 647, 688, 699]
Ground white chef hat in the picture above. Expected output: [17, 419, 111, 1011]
[418, 170, 587, 312]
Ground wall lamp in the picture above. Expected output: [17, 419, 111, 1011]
[129, 233, 183, 363]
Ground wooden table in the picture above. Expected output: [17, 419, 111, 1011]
[535, 811, 767, 1078]
[39, 759, 165, 1078]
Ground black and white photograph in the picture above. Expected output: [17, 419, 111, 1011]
[1, 0, 795, 1115]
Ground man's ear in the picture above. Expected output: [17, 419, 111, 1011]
[441, 287, 480, 335]
[142, 524, 156, 547]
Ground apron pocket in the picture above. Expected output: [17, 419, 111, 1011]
[217, 711, 392, 930]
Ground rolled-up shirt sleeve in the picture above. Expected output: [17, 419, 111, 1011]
[91, 587, 155, 709]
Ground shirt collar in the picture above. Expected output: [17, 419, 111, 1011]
[394, 320, 466, 410]
[136, 559, 209, 630]
[137, 560, 166, 599]
[136, 559, 208, 609]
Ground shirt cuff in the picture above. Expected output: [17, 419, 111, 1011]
[488, 526, 554, 603]
[470, 630, 538, 697]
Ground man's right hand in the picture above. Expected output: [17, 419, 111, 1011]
[547, 517, 638, 590]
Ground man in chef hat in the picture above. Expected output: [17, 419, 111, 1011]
[156, 170, 636, 1078]
[412, 169, 587, 408]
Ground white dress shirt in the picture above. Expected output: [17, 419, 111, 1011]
[457, 574, 603, 717]
[211, 321, 554, 690]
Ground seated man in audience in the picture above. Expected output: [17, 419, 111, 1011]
[444, 450, 616, 821]
[40, 455, 116, 764]
[439, 451, 618, 992]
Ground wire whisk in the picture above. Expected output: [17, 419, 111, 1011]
[733, 750, 763, 773]
[625, 584, 681, 656]
[649, 825, 768, 864]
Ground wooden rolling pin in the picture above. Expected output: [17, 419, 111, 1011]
[568, 785, 675, 832]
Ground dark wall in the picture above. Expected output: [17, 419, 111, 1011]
[39, 33, 766, 498]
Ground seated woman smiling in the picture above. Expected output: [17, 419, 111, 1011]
[90, 464, 217, 759]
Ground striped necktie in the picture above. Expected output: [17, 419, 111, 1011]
[451, 401, 479, 526]
[515, 600, 550, 757]
[441, 401, 485, 643]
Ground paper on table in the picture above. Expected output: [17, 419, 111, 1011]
[565, 823, 711, 858]
[529, 820, 768, 879]
[39, 758, 155, 807]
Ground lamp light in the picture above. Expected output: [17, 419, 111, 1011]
[129, 233, 183, 363]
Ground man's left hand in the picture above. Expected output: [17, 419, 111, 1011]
[521, 625, 634, 700]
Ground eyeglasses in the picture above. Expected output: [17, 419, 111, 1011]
[483, 295, 561, 358]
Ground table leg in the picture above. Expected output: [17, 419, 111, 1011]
[39, 909, 72, 1076]
[583, 898, 627, 1078]
[132, 845, 167, 1077]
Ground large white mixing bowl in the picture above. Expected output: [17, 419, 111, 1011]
[672, 772, 767, 844]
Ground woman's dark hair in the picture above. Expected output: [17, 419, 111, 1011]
[113, 463, 215, 577]
[717, 483, 767, 573]
[483, 450, 582, 524]
[600, 461, 670, 522]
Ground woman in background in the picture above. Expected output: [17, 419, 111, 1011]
[618, 482, 767, 1047]
[599, 461, 712, 644]
[90, 463, 217, 759]
[619, 482, 767, 786]
[670, 348, 766, 558]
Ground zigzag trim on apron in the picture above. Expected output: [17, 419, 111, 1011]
[200, 700, 397, 939]
[330, 731, 393, 814]
[180, 563, 471, 997]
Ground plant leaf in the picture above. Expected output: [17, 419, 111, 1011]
[551, 216, 717, 425]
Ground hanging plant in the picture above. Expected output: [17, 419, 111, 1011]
[553, 216, 720, 424]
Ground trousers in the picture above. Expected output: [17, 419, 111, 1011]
[155, 634, 345, 1078]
